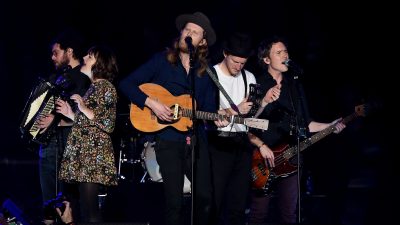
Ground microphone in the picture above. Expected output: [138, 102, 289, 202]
[185, 36, 194, 52]
[282, 59, 291, 67]
[282, 59, 303, 75]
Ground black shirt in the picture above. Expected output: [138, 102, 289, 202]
[253, 72, 312, 147]
[49, 65, 91, 97]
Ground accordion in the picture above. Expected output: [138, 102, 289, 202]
[20, 78, 61, 145]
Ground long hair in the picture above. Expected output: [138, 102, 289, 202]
[166, 37, 209, 77]
[88, 45, 119, 82]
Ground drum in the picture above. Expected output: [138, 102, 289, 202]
[141, 142, 191, 193]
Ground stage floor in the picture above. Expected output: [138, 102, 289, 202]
[0, 156, 393, 225]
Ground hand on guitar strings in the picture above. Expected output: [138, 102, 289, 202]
[145, 98, 173, 122]
[331, 118, 346, 134]
[214, 118, 230, 128]
[259, 144, 275, 168]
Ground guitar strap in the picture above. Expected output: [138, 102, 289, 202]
[206, 66, 246, 116]
[241, 69, 247, 96]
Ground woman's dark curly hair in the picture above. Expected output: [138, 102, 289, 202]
[88, 45, 118, 82]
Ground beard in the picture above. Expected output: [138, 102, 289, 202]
[55, 55, 70, 70]
[178, 39, 190, 54]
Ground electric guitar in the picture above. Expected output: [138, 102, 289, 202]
[129, 83, 269, 132]
[251, 104, 367, 193]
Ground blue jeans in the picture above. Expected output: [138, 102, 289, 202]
[39, 126, 71, 204]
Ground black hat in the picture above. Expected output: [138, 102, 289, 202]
[175, 12, 216, 46]
[223, 32, 254, 58]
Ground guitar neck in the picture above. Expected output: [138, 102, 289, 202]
[282, 112, 358, 160]
[304, 112, 357, 148]
[181, 109, 244, 124]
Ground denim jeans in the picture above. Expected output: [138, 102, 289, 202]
[39, 126, 71, 203]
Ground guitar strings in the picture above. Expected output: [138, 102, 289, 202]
[251, 152, 289, 180]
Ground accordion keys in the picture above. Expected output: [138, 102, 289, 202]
[28, 94, 56, 138]
[20, 79, 58, 145]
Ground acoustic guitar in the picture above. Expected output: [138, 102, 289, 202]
[130, 83, 269, 132]
[251, 104, 367, 193]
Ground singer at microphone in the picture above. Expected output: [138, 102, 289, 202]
[185, 36, 195, 52]
[282, 59, 291, 67]
[282, 59, 303, 74]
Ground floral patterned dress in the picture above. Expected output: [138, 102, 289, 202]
[59, 79, 118, 186]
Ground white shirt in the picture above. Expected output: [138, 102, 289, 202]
[213, 64, 257, 132]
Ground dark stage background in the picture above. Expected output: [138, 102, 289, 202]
[0, 0, 394, 224]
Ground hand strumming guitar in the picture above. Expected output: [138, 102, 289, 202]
[145, 97, 173, 122]
[248, 132, 275, 167]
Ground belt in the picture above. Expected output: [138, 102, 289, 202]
[216, 131, 248, 138]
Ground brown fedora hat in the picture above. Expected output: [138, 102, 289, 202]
[175, 12, 216, 46]
[223, 32, 254, 58]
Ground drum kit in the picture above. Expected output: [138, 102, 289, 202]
[116, 114, 191, 193]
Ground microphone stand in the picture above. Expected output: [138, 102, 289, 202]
[295, 119, 306, 224]
[289, 69, 306, 224]
[187, 47, 197, 225]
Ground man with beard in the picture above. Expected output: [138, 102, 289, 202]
[38, 29, 91, 224]
[119, 12, 228, 225]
